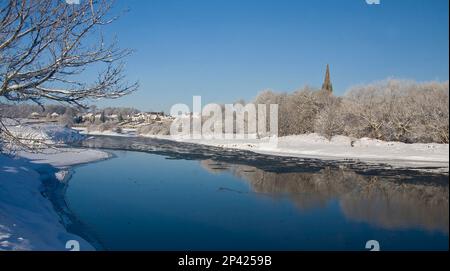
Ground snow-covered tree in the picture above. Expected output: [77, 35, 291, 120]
[0, 0, 137, 149]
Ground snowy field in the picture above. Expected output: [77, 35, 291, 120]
[1, 124, 109, 251]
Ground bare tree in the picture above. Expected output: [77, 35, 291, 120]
[343, 83, 392, 140]
[314, 95, 343, 140]
[342, 80, 449, 143]
[0, 0, 138, 148]
[411, 81, 449, 143]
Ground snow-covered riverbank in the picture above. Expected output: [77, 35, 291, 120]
[78, 128, 449, 171]
[0, 125, 110, 251]
[179, 134, 449, 170]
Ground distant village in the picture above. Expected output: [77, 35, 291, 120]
[27, 110, 174, 128]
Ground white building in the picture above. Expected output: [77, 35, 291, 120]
[30, 112, 41, 119]
[107, 114, 119, 121]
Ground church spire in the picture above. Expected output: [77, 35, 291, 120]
[321, 64, 333, 94]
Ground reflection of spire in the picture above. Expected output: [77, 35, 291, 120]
[321, 64, 333, 94]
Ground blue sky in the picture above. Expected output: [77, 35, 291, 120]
[94, 0, 449, 112]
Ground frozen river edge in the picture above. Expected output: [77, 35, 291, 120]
[0, 148, 111, 251]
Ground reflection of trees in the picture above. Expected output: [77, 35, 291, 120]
[200, 160, 449, 234]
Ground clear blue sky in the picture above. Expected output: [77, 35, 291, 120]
[95, 0, 449, 112]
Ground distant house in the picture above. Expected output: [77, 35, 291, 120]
[146, 112, 167, 122]
[129, 112, 167, 123]
[147, 114, 160, 122]
[82, 113, 95, 122]
[30, 112, 41, 119]
[131, 113, 146, 122]
[107, 114, 119, 121]
[148, 111, 164, 116]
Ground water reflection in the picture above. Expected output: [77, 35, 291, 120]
[75, 135, 449, 236]
[200, 160, 449, 234]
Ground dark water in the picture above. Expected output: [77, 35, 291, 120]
[66, 136, 449, 251]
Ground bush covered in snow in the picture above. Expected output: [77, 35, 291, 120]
[86, 121, 119, 133]
[137, 121, 171, 136]
[1, 124, 85, 152]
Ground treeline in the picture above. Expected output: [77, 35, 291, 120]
[254, 80, 449, 144]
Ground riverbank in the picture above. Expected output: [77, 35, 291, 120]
[77, 128, 449, 171]
[178, 135, 450, 171]
[0, 125, 110, 250]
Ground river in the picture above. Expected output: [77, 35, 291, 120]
[65, 135, 449, 250]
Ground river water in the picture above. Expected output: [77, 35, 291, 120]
[66, 136, 449, 250]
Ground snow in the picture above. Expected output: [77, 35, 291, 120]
[0, 124, 110, 251]
[75, 126, 449, 169]
[7, 123, 86, 146]
[18, 148, 110, 168]
[166, 133, 449, 170]
[0, 154, 96, 251]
